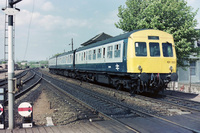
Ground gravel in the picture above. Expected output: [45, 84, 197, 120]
[5, 68, 198, 129]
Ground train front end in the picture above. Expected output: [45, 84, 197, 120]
[127, 29, 178, 93]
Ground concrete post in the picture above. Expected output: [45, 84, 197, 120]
[7, 4, 15, 129]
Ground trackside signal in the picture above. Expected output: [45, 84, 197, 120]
[18, 102, 33, 128]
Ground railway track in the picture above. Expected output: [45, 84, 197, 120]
[3, 69, 42, 104]
[133, 94, 200, 113]
[0, 70, 28, 87]
[0, 69, 43, 128]
[14, 70, 42, 100]
[35, 71, 138, 132]
[158, 94, 200, 112]
[38, 70, 200, 133]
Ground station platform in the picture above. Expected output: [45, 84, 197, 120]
[0, 120, 137, 133]
[2, 114, 200, 133]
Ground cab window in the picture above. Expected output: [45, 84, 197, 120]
[135, 42, 147, 56]
[150, 43, 160, 57]
[162, 43, 173, 57]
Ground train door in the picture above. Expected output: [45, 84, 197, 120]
[102, 47, 106, 71]
[73, 50, 76, 70]
[56, 56, 58, 69]
[103, 47, 106, 63]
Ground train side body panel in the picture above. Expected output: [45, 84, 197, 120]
[75, 39, 128, 73]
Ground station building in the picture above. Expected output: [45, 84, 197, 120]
[177, 34, 200, 84]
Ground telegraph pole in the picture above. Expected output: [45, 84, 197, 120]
[71, 38, 73, 51]
[69, 38, 73, 51]
[2, 0, 21, 129]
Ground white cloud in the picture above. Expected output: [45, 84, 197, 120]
[41, 2, 54, 11]
[37, 15, 63, 30]
[15, 8, 90, 31]
[17, 0, 54, 12]
[16, 9, 33, 26]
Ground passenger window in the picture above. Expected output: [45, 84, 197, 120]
[97, 48, 102, 58]
[135, 42, 147, 56]
[162, 43, 173, 57]
[114, 44, 121, 58]
[79, 53, 81, 61]
[66, 56, 68, 63]
[107, 46, 113, 58]
[76, 54, 78, 61]
[86, 51, 88, 60]
[150, 43, 160, 57]
[70, 55, 72, 63]
[81, 53, 83, 61]
[93, 50, 96, 60]
[89, 50, 92, 60]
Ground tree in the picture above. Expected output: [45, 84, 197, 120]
[115, 0, 200, 67]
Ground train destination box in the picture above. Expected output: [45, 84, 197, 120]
[18, 102, 33, 128]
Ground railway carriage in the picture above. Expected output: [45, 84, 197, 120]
[49, 51, 75, 76]
[49, 29, 178, 94]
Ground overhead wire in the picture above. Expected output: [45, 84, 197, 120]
[23, 0, 35, 60]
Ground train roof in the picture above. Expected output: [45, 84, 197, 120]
[49, 50, 74, 59]
[49, 29, 150, 59]
[76, 29, 143, 51]
[81, 32, 113, 46]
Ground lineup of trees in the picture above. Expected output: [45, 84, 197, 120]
[115, 0, 200, 67]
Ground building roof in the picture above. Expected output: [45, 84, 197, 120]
[76, 29, 143, 52]
[81, 32, 113, 46]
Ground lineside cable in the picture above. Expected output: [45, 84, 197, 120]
[23, 0, 35, 60]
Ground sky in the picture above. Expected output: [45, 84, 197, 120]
[0, 0, 199, 61]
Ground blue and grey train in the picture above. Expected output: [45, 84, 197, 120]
[49, 29, 178, 94]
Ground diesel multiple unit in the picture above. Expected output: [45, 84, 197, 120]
[49, 29, 178, 94]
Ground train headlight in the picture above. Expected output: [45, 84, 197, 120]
[169, 66, 173, 72]
[138, 65, 142, 72]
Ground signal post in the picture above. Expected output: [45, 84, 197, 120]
[2, 0, 21, 129]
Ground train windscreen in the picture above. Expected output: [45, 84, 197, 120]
[162, 43, 173, 57]
[149, 43, 160, 57]
[135, 42, 147, 56]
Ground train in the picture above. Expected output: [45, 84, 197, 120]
[49, 29, 178, 94]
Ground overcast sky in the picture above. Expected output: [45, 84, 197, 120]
[0, 0, 199, 61]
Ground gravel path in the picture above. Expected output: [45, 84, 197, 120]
[21, 80, 88, 127]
